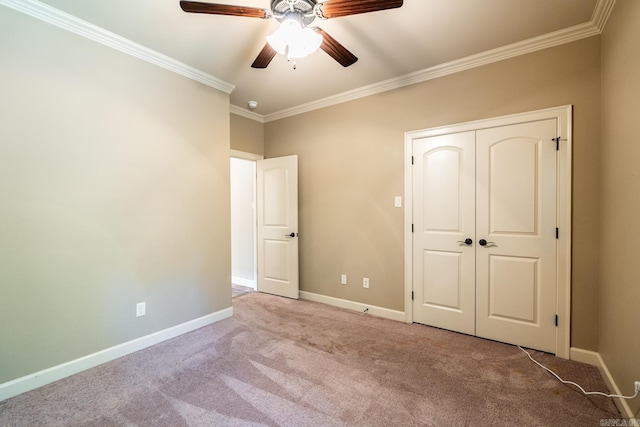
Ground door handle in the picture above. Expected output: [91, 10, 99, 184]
[479, 239, 496, 247]
[457, 238, 473, 245]
[285, 232, 297, 238]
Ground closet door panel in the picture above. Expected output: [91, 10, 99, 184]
[475, 119, 557, 353]
[412, 132, 476, 335]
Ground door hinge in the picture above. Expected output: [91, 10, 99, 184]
[412, 224, 414, 233]
[411, 291, 414, 301]
[552, 136, 567, 150]
[556, 228, 559, 239]
[411, 156, 414, 165]
[555, 314, 558, 327]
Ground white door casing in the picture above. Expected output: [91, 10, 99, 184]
[257, 155, 299, 299]
[404, 106, 572, 358]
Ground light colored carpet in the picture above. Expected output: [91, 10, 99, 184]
[232, 284, 255, 298]
[0, 292, 619, 426]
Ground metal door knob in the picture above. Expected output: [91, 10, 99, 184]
[457, 238, 473, 245]
[479, 239, 496, 247]
[285, 232, 296, 238]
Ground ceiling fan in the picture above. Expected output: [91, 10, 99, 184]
[180, 0, 404, 68]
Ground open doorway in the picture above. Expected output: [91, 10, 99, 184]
[230, 150, 262, 297]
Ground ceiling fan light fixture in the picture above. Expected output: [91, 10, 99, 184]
[267, 19, 322, 59]
[182, 0, 402, 69]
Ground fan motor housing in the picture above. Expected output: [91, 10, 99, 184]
[271, 0, 317, 25]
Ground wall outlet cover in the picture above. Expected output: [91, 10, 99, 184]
[136, 302, 146, 317]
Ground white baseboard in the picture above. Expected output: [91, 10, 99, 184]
[0, 306, 233, 402]
[299, 291, 406, 322]
[570, 347, 638, 424]
[569, 347, 601, 366]
[232, 276, 256, 289]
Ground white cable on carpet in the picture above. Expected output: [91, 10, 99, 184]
[518, 346, 639, 400]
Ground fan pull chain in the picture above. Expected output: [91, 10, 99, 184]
[285, 48, 296, 69]
[285, 53, 297, 70]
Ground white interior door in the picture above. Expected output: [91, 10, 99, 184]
[257, 155, 299, 299]
[411, 119, 558, 353]
[475, 119, 557, 353]
[412, 132, 476, 335]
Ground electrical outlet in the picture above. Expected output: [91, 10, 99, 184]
[635, 381, 640, 393]
[341, 274, 347, 285]
[363, 278, 369, 288]
[136, 302, 146, 317]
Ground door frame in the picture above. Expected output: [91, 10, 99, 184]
[403, 105, 572, 358]
[230, 149, 263, 290]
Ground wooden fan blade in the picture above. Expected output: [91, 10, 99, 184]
[180, 1, 268, 18]
[319, 0, 403, 18]
[314, 28, 358, 67]
[251, 43, 277, 68]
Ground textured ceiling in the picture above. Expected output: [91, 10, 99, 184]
[36, 0, 599, 116]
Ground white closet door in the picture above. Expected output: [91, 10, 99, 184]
[411, 119, 558, 353]
[412, 132, 476, 335]
[475, 119, 557, 353]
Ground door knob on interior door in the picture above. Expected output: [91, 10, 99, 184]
[479, 239, 495, 247]
[457, 238, 473, 245]
[285, 232, 296, 238]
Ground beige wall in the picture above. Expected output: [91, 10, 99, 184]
[0, 9, 231, 383]
[265, 37, 602, 350]
[600, 0, 640, 411]
[231, 113, 264, 155]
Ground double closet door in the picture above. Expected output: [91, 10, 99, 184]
[412, 119, 558, 353]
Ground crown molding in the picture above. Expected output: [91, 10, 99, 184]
[0, 0, 235, 94]
[3, 0, 611, 121]
[591, 0, 617, 32]
[261, 0, 613, 122]
[230, 104, 265, 123]
[263, 20, 600, 122]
